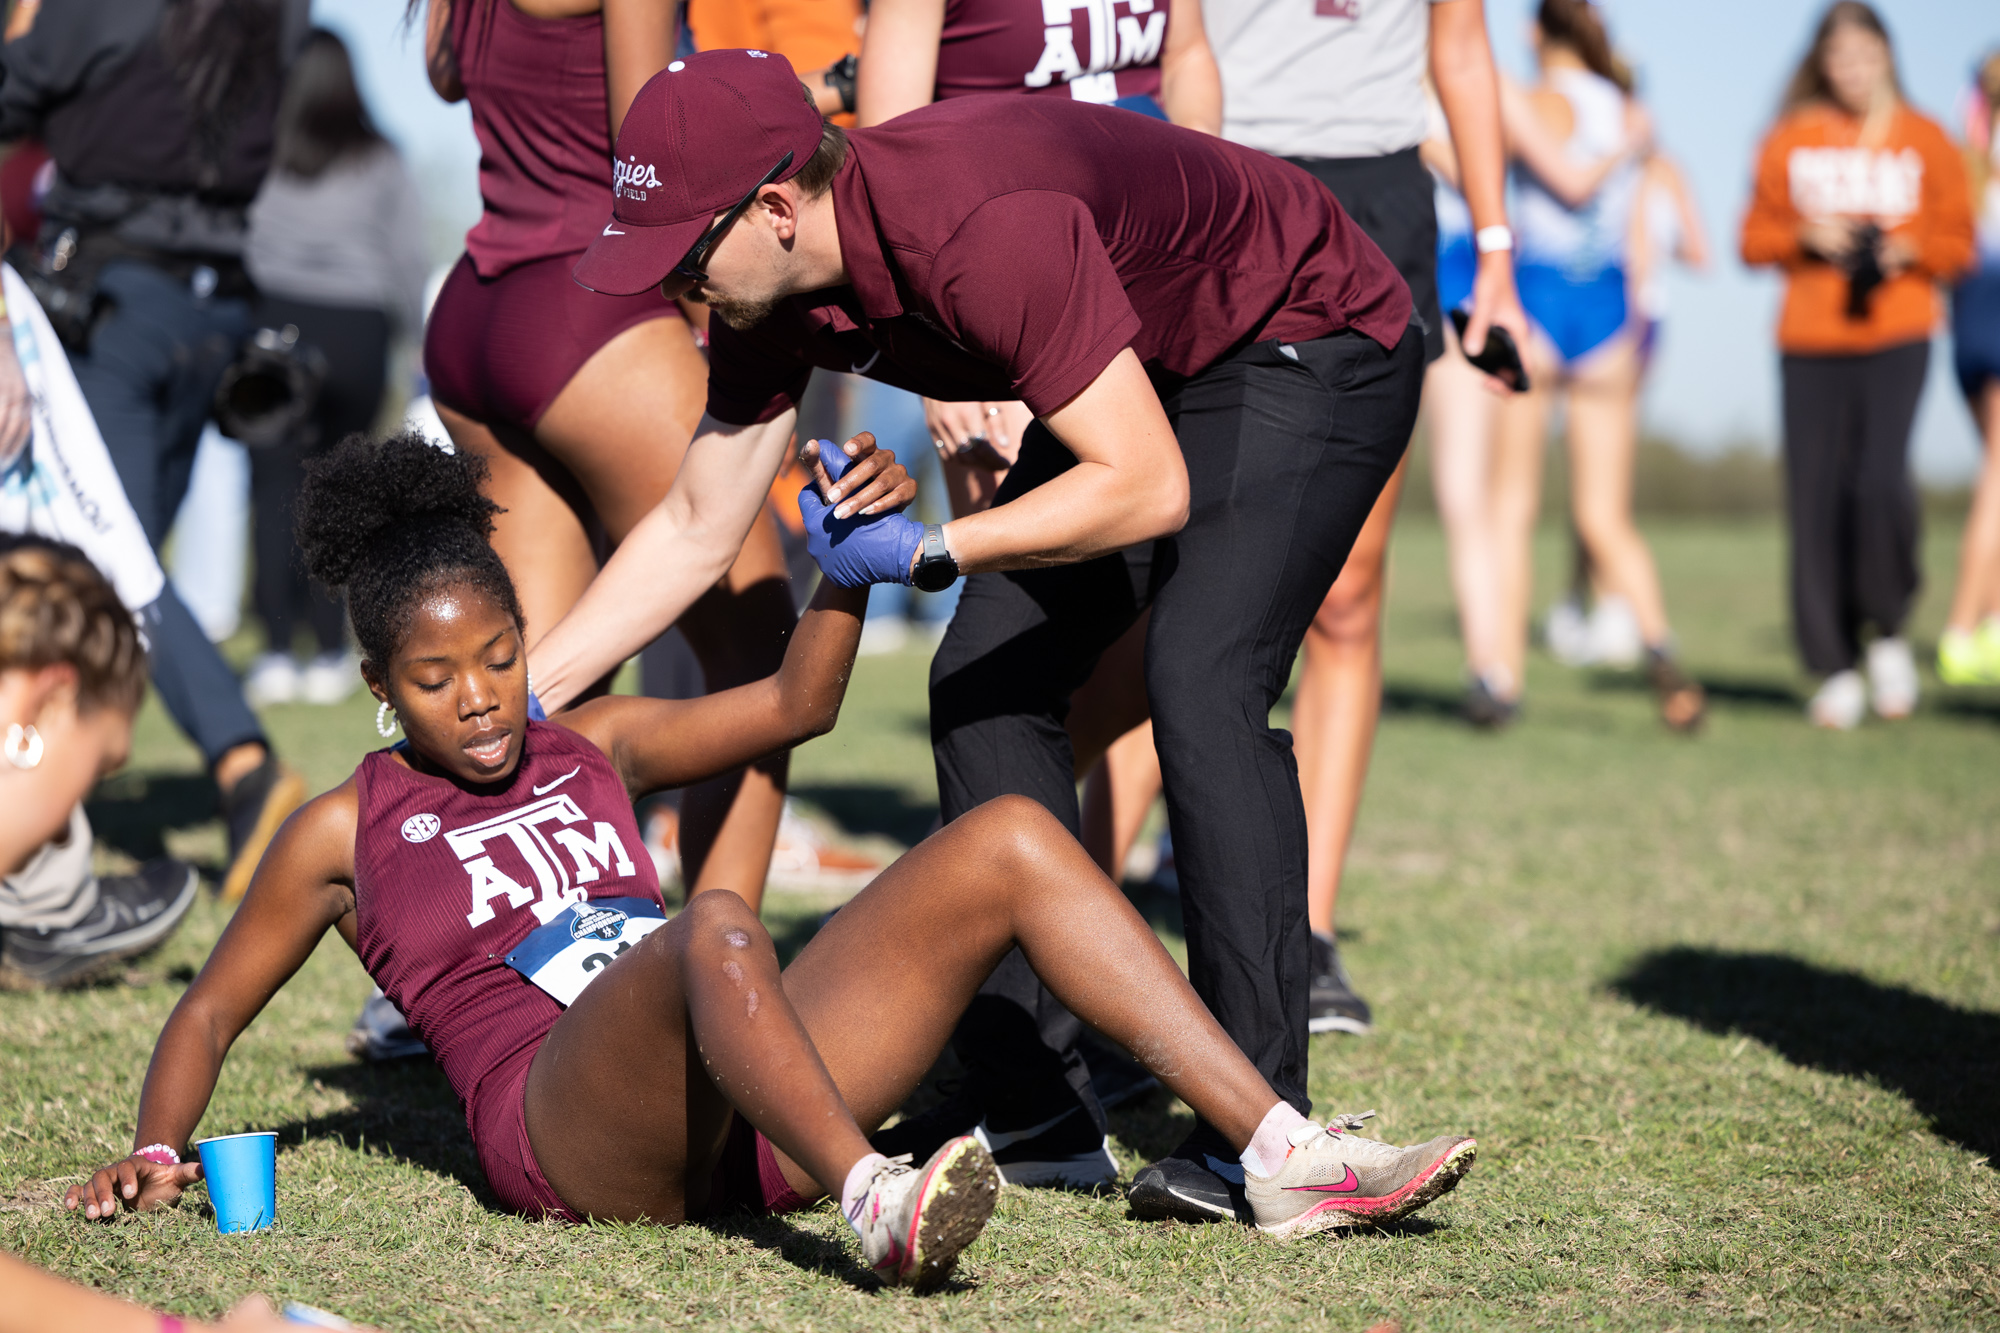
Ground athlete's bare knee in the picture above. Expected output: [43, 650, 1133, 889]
[962, 795, 1065, 876]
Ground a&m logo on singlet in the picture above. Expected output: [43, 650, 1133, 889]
[1025, 0, 1165, 102]
[443, 793, 638, 928]
[1788, 147, 1923, 221]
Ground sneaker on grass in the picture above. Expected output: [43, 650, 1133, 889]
[0, 860, 198, 989]
[346, 987, 428, 1061]
[851, 1136, 999, 1288]
[873, 1073, 1117, 1190]
[1808, 669, 1866, 730]
[1309, 932, 1372, 1035]
[1127, 1122, 1249, 1224]
[1245, 1111, 1476, 1239]
[1865, 636, 1919, 719]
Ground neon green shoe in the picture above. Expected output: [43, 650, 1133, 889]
[1938, 623, 2000, 686]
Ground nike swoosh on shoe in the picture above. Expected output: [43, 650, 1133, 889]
[1284, 1166, 1359, 1193]
[974, 1107, 1079, 1152]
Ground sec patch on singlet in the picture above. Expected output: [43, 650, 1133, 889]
[505, 897, 668, 1006]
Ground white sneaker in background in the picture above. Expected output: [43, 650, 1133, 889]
[299, 651, 361, 705]
[1808, 669, 1866, 730]
[1865, 636, 1919, 719]
[243, 652, 300, 707]
[1544, 596, 1595, 667]
[1588, 595, 1644, 669]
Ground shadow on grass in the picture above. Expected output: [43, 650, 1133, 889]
[1583, 670, 1801, 710]
[274, 1059, 498, 1206]
[85, 771, 218, 864]
[1611, 948, 2000, 1164]
[1936, 694, 2000, 727]
[789, 783, 940, 850]
[702, 1212, 985, 1293]
[1381, 681, 1464, 720]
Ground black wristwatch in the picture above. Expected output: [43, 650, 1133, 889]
[911, 523, 960, 592]
[823, 53, 858, 116]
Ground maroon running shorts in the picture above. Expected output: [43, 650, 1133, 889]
[424, 250, 682, 432]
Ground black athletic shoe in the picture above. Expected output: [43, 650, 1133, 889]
[974, 1100, 1118, 1187]
[870, 1079, 986, 1163]
[218, 754, 306, 902]
[0, 861, 197, 989]
[1129, 1124, 1249, 1223]
[1309, 932, 1373, 1035]
[1462, 675, 1519, 729]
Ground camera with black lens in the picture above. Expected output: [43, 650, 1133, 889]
[213, 323, 326, 448]
[1841, 222, 1886, 321]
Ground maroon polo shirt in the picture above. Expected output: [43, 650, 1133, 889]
[704, 96, 1412, 428]
[933, 0, 1166, 104]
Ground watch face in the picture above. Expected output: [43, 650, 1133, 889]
[913, 557, 956, 593]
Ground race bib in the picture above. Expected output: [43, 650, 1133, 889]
[505, 897, 668, 1006]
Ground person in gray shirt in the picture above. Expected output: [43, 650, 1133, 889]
[242, 28, 427, 708]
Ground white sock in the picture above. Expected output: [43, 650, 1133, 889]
[840, 1153, 891, 1239]
[1240, 1101, 1311, 1179]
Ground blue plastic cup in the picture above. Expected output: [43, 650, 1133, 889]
[195, 1131, 277, 1233]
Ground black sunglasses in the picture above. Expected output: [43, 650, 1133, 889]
[670, 150, 796, 285]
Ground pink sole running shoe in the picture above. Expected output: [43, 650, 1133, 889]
[853, 1135, 1000, 1288]
[1244, 1111, 1477, 1240]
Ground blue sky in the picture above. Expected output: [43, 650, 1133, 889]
[323, 0, 1998, 479]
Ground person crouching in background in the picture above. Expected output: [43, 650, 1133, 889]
[1741, 2, 1973, 729]
[242, 28, 428, 708]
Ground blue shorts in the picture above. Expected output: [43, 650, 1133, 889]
[1517, 263, 1629, 365]
[1952, 268, 2000, 403]
[1436, 235, 1476, 318]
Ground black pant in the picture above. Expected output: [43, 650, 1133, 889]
[1286, 147, 1443, 365]
[932, 327, 1425, 1120]
[1780, 341, 1929, 674]
[249, 296, 390, 656]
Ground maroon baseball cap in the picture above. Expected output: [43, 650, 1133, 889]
[573, 49, 826, 297]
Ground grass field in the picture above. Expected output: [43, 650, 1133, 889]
[3, 516, 1997, 1331]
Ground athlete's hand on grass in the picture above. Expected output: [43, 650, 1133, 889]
[799, 438, 923, 587]
[64, 1153, 202, 1220]
[805, 431, 916, 520]
[924, 398, 1026, 471]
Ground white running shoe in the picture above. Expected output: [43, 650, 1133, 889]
[1544, 596, 1595, 667]
[1244, 1112, 1476, 1240]
[851, 1136, 1000, 1288]
[1808, 669, 1866, 730]
[243, 652, 300, 707]
[1865, 636, 1919, 719]
[1588, 595, 1644, 669]
[300, 651, 361, 705]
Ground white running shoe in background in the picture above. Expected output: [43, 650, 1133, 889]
[1808, 669, 1866, 730]
[244, 652, 300, 707]
[300, 651, 361, 705]
[1544, 596, 1594, 667]
[1865, 636, 1919, 719]
[1588, 596, 1644, 669]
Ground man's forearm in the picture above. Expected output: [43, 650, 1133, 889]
[528, 415, 794, 709]
[942, 455, 1186, 572]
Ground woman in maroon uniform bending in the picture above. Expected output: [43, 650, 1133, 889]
[416, 0, 907, 904]
[64, 434, 1475, 1277]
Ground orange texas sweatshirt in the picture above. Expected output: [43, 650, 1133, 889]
[1741, 102, 1974, 356]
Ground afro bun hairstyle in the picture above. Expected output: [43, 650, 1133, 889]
[296, 431, 523, 666]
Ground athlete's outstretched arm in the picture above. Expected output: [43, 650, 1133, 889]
[560, 576, 869, 797]
[63, 789, 360, 1220]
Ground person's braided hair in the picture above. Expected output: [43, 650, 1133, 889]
[296, 431, 523, 668]
[0, 536, 148, 714]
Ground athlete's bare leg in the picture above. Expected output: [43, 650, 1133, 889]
[1946, 380, 2000, 631]
[523, 797, 1280, 1220]
[1489, 335, 1559, 693]
[1292, 458, 1404, 937]
[1564, 332, 1672, 647]
[1079, 720, 1160, 880]
[1426, 327, 1510, 689]
[445, 316, 795, 908]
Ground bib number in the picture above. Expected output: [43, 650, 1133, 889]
[505, 897, 668, 1006]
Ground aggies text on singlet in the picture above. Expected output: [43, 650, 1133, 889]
[351, 721, 663, 1151]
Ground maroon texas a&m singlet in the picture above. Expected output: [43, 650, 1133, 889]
[351, 721, 663, 1149]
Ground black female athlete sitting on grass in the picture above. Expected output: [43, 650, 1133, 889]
[66, 433, 1474, 1283]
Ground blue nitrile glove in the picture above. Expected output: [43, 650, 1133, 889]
[527, 691, 548, 721]
[797, 439, 922, 588]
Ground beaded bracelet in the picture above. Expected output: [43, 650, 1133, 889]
[135, 1143, 180, 1166]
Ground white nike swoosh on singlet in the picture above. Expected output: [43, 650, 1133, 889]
[532, 765, 582, 796]
[850, 349, 880, 374]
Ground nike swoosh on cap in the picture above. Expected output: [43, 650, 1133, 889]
[533, 765, 582, 796]
[603, 224, 626, 236]
[1285, 1166, 1360, 1193]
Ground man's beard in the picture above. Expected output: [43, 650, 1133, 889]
[701, 291, 777, 332]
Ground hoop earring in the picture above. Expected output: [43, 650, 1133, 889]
[4, 723, 42, 769]
[375, 700, 399, 739]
